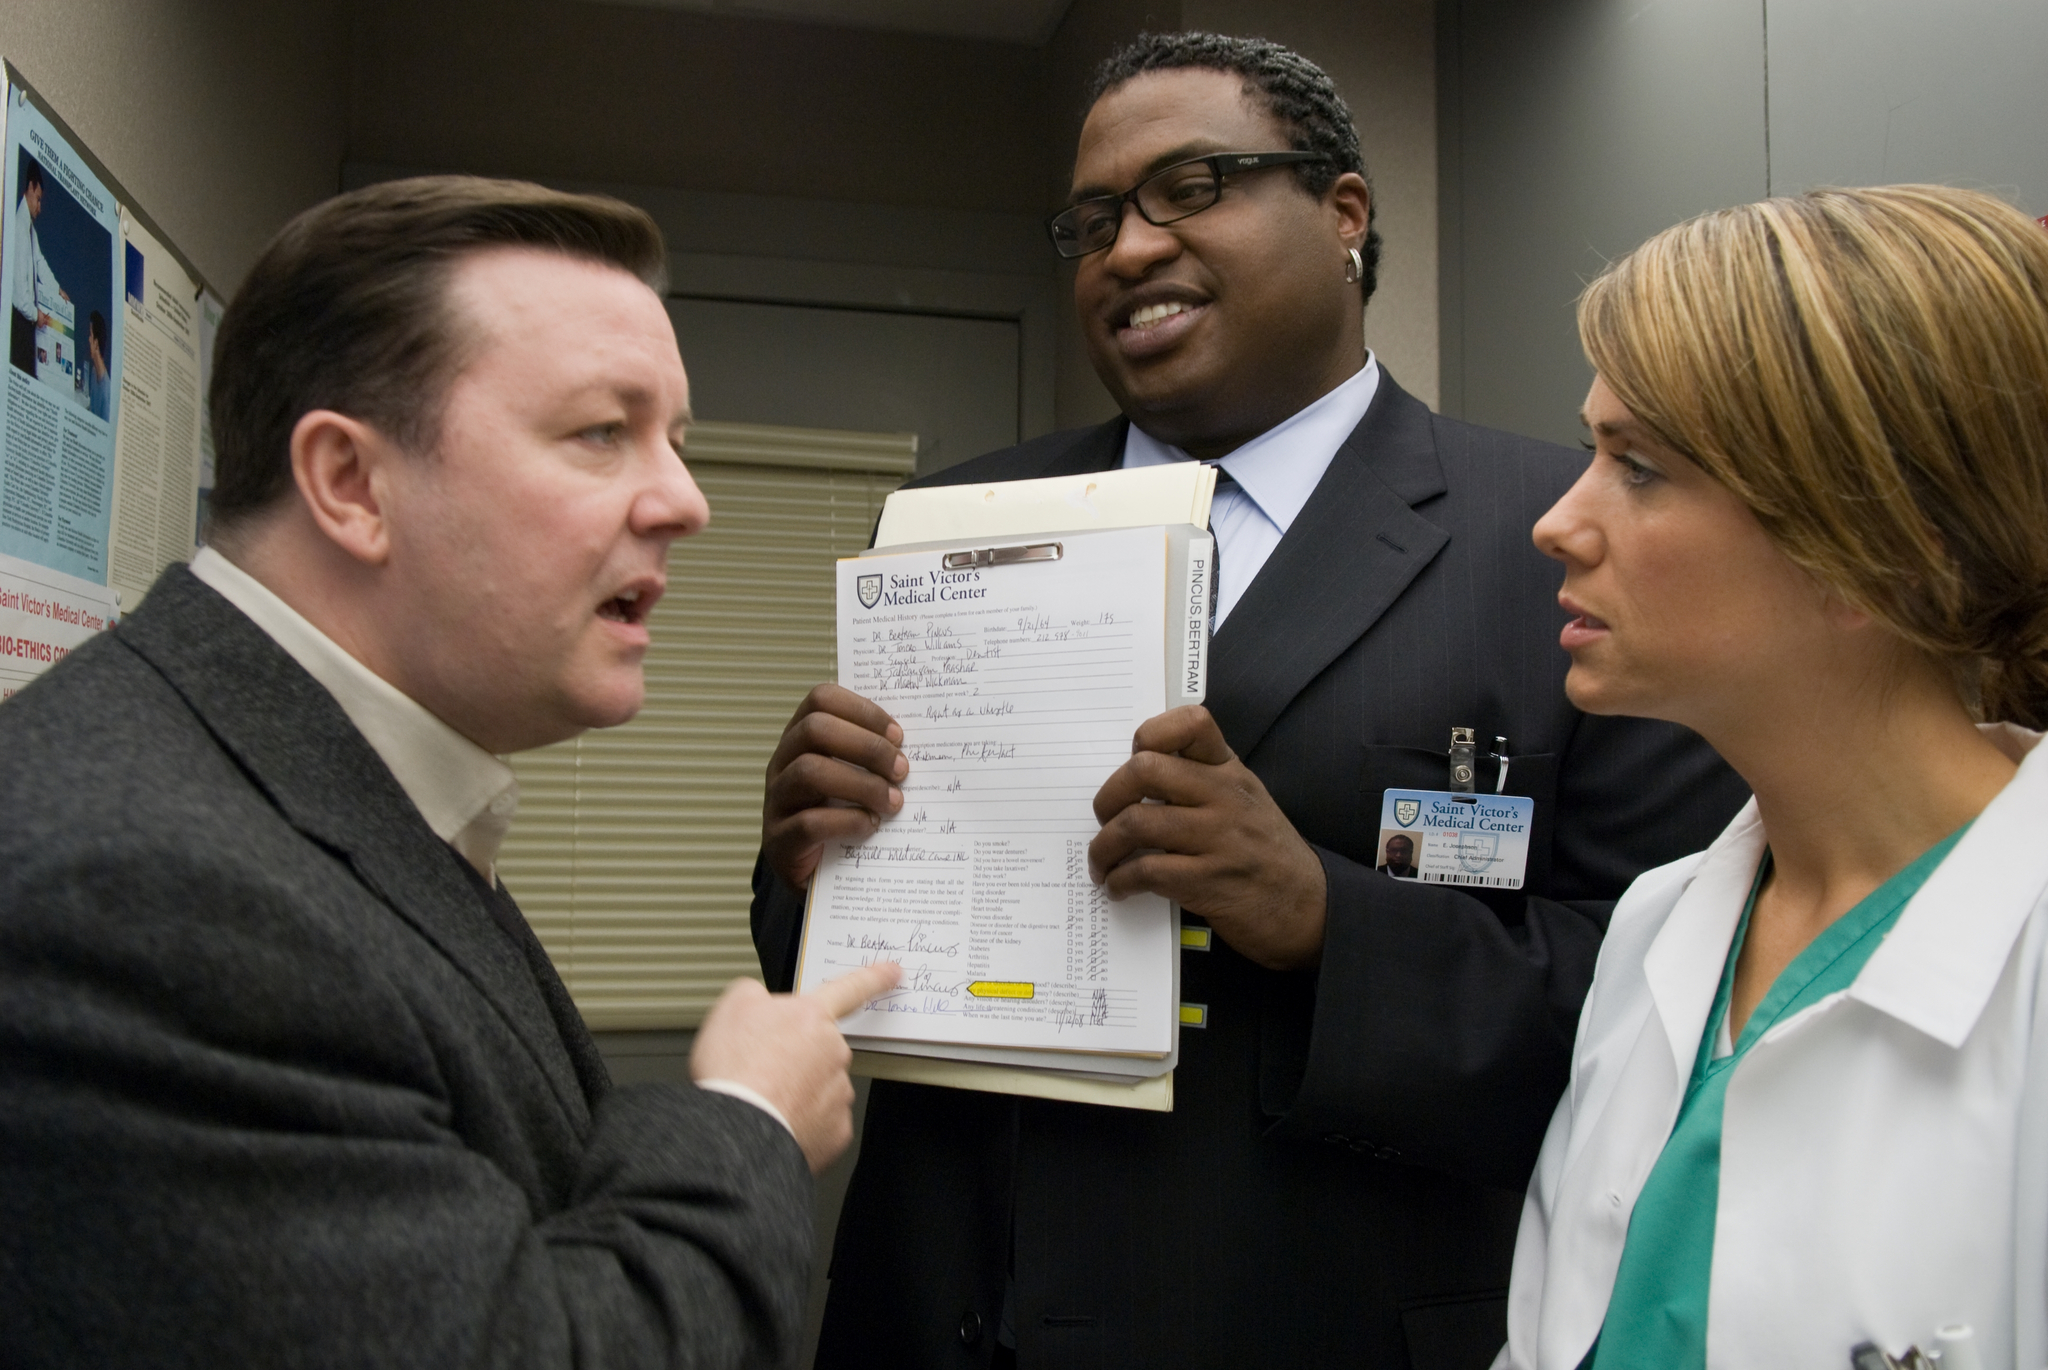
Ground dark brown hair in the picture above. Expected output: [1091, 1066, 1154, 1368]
[208, 175, 665, 529]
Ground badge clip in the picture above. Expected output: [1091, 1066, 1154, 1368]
[1450, 728, 1514, 795]
[1448, 727, 1477, 794]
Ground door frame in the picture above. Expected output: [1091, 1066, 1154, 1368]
[665, 249, 1057, 462]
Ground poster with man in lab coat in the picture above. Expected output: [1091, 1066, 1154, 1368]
[0, 78, 122, 586]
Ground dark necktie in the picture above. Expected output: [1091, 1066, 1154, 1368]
[1207, 465, 1237, 628]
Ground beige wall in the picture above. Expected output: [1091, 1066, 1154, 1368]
[348, 0, 1049, 216]
[348, 0, 1437, 431]
[1442, 0, 2048, 445]
[0, 0, 345, 294]
[0, 0, 1435, 422]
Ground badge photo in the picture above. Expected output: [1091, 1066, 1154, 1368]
[1376, 826, 1423, 880]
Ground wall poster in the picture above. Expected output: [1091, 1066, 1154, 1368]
[0, 547, 113, 700]
[0, 60, 217, 693]
[2, 79, 122, 587]
[106, 210, 201, 610]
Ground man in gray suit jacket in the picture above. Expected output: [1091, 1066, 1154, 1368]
[0, 176, 896, 1367]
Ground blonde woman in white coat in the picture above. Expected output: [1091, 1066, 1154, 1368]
[1499, 185, 2048, 1370]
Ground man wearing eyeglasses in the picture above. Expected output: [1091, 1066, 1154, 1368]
[752, 32, 1745, 1370]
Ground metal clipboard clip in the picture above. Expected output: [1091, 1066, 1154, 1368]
[942, 542, 1063, 570]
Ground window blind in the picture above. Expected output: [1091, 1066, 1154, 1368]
[497, 421, 912, 1030]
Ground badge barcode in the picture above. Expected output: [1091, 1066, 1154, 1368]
[1421, 873, 1520, 887]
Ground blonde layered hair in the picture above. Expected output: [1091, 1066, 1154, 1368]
[1579, 185, 2048, 727]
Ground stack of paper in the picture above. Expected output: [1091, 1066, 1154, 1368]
[794, 463, 1216, 1110]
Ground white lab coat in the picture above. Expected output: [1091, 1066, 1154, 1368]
[1497, 724, 2048, 1370]
[10, 194, 57, 321]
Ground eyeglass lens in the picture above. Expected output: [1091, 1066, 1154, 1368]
[1047, 153, 1328, 258]
[1051, 158, 1227, 258]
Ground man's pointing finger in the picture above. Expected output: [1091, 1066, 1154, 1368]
[807, 961, 903, 1020]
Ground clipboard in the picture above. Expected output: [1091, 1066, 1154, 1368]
[806, 464, 1219, 1110]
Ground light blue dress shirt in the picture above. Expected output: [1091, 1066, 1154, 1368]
[1120, 355, 1380, 629]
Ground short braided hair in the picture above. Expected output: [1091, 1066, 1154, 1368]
[1090, 32, 1380, 303]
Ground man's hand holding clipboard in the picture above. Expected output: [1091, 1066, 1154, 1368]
[1088, 703, 1329, 971]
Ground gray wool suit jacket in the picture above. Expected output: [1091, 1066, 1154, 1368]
[0, 565, 814, 1369]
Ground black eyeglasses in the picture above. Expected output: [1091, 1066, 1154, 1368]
[1045, 151, 1330, 259]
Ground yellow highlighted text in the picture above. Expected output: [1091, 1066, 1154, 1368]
[967, 981, 1035, 1000]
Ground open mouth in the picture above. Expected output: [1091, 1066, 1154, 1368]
[1113, 297, 1207, 358]
[597, 588, 653, 625]
[1128, 301, 1188, 329]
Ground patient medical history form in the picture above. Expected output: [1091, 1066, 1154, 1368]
[796, 525, 1180, 1062]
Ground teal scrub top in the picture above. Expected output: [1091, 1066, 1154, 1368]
[1586, 825, 1970, 1370]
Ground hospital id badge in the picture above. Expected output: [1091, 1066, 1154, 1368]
[1375, 789, 1534, 890]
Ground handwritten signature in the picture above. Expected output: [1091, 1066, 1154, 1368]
[837, 843, 970, 867]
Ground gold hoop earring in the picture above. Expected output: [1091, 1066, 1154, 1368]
[1343, 247, 1363, 284]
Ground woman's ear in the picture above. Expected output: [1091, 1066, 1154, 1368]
[1818, 583, 1878, 634]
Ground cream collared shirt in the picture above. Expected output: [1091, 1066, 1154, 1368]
[190, 546, 518, 876]
[186, 548, 792, 1137]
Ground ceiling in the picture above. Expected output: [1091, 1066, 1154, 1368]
[585, 0, 1077, 45]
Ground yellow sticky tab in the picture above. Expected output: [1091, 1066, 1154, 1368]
[967, 981, 1035, 1000]
[1180, 925, 1212, 951]
[1179, 1002, 1208, 1028]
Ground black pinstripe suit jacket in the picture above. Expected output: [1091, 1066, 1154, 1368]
[753, 372, 1748, 1370]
